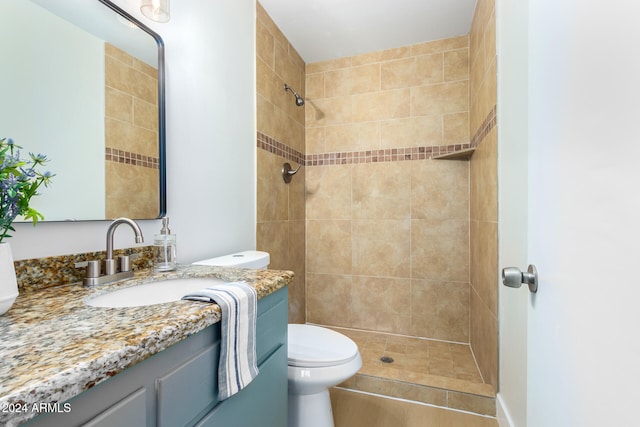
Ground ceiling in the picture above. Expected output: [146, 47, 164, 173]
[258, 0, 478, 64]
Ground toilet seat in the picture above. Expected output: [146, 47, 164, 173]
[288, 324, 359, 368]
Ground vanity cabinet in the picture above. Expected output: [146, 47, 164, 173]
[23, 287, 288, 427]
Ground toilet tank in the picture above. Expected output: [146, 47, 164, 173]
[193, 250, 270, 269]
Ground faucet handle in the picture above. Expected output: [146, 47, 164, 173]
[119, 255, 131, 272]
[75, 260, 101, 278]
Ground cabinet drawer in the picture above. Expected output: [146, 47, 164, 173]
[156, 343, 220, 427]
[195, 344, 287, 427]
[82, 388, 147, 427]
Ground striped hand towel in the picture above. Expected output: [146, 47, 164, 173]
[182, 281, 259, 400]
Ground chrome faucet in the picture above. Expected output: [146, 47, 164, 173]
[105, 217, 144, 274]
[78, 217, 144, 286]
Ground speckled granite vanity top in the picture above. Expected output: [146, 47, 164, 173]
[0, 265, 293, 426]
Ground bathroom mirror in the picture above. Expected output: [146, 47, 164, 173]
[0, 0, 166, 221]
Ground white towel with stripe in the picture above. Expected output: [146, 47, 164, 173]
[182, 281, 259, 400]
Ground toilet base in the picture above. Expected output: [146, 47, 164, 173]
[288, 389, 334, 427]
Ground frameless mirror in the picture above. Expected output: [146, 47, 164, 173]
[0, 0, 166, 221]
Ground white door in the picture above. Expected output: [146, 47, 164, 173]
[499, 0, 640, 426]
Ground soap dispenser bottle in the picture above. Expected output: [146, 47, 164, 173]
[153, 217, 176, 272]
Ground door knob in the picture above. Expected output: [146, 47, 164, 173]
[502, 265, 538, 293]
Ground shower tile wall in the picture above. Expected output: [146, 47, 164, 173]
[469, 0, 498, 390]
[305, 37, 471, 343]
[104, 43, 159, 219]
[256, 2, 306, 323]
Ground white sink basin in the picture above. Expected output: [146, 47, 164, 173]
[85, 277, 226, 308]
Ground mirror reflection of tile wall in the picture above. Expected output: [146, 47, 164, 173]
[104, 43, 159, 219]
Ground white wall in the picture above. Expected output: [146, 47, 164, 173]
[9, 0, 257, 263]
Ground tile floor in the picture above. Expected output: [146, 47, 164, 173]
[328, 327, 496, 416]
[330, 388, 499, 427]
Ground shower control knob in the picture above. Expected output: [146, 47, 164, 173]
[502, 265, 538, 293]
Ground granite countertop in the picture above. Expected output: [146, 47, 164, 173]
[0, 264, 293, 426]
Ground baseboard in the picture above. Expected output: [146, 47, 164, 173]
[496, 393, 514, 427]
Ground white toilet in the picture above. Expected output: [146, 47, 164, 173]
[193, 250, 362, 427]
[287, 324, 361, 427]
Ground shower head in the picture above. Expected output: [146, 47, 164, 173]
[284, 83, 305, 107]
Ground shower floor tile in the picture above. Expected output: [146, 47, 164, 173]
[327, 327, 496, 416]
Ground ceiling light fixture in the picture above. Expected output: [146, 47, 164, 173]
[140, 0, 170, 23]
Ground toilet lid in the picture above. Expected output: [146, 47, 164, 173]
[288, 324, 359, 368]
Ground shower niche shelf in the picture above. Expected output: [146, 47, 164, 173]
[433, 147, 475, 160]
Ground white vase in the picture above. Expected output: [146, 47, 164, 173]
[0, 242, 19, 315]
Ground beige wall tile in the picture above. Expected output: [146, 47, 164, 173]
[306, 72, 325, 100]
[352, 163, 410, 220]
[256, 1, 288, 52]
[306, 165, 351, 219]
[325, 63, 381, 97]
[352, 89, 410, 122]
[287, 220, 306, 324]
[352, 46, 411, 66]
[411, 279, 469, 342]
[352, 220, 411, 277]
[411, 81, 469, 116]
[411, 160, 469, 221]
[305, 126, 325, 154]
[256, 149, 289, 222]
[444, 49, 470, 82]
[105, 163, 158, 219]
[105, 43, 132, 65]
[305, 96, 352, 126]
[381, 116, 443, 148]
[306, 220, 352, 275]
[106, 87, 132, 123]
[257, 220, 289, 270]
[325, 122, 381, 152]
[351, 276, 411, 335]
[133, 98, 157, 132]
[443, 112, 470, 146]
[381, 54, 443, 90]
[256, 17, 274, 68]
[256, 57, 279, 104]
[289, 166, 306, 221]
[484, 10, 496, 68]
[448, 391, 496, 416]
[105, 118, 157, 156]
[306, 273, 352, 326]
[411, 35, 469, 56]
[411, 219, 469, 282]
[470, 220, 498, 315]
[256, 2, 307, 324]
[468, 0, 498, 393]
[470, 128, 497, 222]
[470, 287, 498, 390]
[331, 388, 409, 427]
[275, 42, 303, 93]
[306, 56, 353, 74]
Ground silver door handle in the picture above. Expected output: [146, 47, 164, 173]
[502, 265, 538, 293]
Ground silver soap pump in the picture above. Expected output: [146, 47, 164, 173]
[153, 217, 177, 272]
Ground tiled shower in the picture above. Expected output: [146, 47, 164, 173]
[256, 0, 497, 415]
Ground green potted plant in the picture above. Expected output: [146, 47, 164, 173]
[0, 137, 53, 315]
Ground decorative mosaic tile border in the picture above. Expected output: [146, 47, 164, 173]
[14, 246, 154, 293]
[257, 133, 305, 165]
[471, 105, 497, 148]
[257, 105, 496, 165]
[106, 147, 160, 169]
